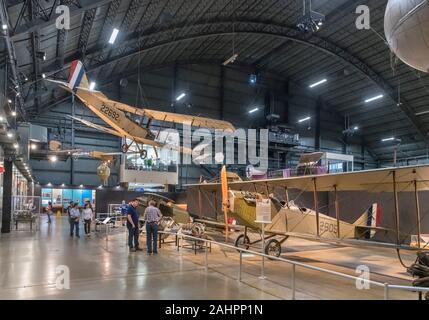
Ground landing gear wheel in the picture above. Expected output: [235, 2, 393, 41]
[121, 143, 129, 153]
[265, 239, 281, 258]
[234, 234, 250, 251]
[140, 149, 148, 159]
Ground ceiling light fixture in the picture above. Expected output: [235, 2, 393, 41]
[365, 94, 384, 103]
[248, 108, 259, 114]
[382, 137, 395, 142]
[223, 53, 238, 66]
[108, 28, 119, 44]
[176, 93, 186, 101]
[89, 82, 96, 91]
[298, 116, 311, 123]
[415, 110, 429, 116]
[309, 79, 327, 88]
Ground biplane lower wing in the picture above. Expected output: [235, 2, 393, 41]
[69, 116, 193, 154]
[195, 218, 425, 252]
[69, 116, 163, 146]
[69, 116, 125, 138]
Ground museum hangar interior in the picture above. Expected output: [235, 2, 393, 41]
[0, 0, 429, 301]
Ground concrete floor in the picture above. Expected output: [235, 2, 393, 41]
[0, 216, 422, 300]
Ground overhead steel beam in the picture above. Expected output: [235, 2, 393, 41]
[68, 18, 427, 145]
[55, 0, 82, 67]
[0, 0, 26, 119]
[89, 0, 120, 64]
[77, 7, 97, 58]
[11, 0, 111, 37]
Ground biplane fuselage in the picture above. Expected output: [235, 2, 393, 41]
[228, 191, 376, 240]
[75, 89, 152, 141]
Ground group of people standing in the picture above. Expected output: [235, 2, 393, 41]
[126, 199, 162, 255]
[67, 201, 94, 238]
[46, 197, 162, 253]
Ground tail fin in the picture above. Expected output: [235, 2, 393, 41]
[67, 60, 89, 90]
[353, 203, 382, 239]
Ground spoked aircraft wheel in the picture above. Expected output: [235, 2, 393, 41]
[265, 239, 281, 258]
[234, 234, 250, 251]
[121, 143, 129, 153]
[140, 149, 148, 159]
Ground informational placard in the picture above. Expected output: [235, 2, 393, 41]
[256, 199, 272, 224]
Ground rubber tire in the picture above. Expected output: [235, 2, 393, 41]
[265, 239, 281, 258]
[234, 234, 250, 250]
[121, 143, 129, 153]
[140, 149, 148, 160]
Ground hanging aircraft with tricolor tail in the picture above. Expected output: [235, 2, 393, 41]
[47, 60, 236, 159]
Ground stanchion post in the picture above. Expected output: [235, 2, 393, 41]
[384, 283, 389, 300]
[259, 222, 266, 280]
[292, 264, 296, 300]
[205, 241, 208, 271]
[239, 251, 242, 282]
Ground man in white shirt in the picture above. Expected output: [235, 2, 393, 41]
[69, 203, 81, 238]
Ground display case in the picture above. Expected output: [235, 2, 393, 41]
[12, 196, 41, 231]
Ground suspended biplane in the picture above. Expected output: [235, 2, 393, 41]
[47, 60, 235, 159]
[187, 165, 429, 258]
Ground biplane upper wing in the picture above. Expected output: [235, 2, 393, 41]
[75, 88, 235, 131]
[186, 164, 429, 192]
[106, 99, 236, 131]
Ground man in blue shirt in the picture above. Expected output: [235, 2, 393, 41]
[127, 199, 142, 252]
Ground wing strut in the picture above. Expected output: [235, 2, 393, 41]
[392, 171, 401, 245]
[220, 166, 229, 242]
[313, 178, 320, 238]
[334, 185, 341, 239]
[414, 180, 422, 249]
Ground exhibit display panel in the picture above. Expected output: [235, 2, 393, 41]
[41, 188, 95, 208]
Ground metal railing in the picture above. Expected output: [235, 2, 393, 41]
[159, 231, 429, 300]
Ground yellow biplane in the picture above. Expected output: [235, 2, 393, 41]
[187, 165, 429, 258]
[47, 60, 235, 159]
